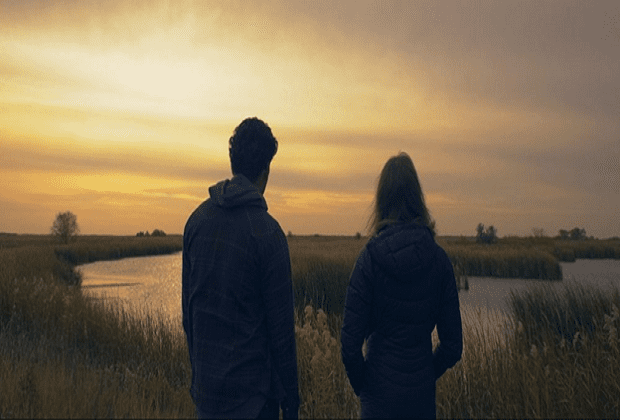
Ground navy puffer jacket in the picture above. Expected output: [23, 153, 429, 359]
[341, 222, 462, 418]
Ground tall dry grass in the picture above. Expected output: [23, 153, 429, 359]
[290, 236, 620, 417]
[295, 306, 360, 418]
[0, 241, 192, 418]
[53, 235, 182, 266]
[0, 233, 182, 250]
[0, 318, 192, 419]
[1, 240, 360, 418]
[437, 283, 620, 418]
[2, 235, 620, 418]
[552, 239, 620, 262]
[288, 234, 568, 282]
[443, 244, 562, 280]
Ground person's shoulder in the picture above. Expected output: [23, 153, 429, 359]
[431, 243, 456, 280]
[184, 199, 212, 233]
[433, 242, 451, 261]
[249, 211, 289, 259]
[248, 208, 285, 239]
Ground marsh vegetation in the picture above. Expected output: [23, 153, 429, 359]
[1, 234, 619, 417]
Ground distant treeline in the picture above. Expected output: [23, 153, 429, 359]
[136, 229, 167, 237]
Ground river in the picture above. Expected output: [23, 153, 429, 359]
[80, 253, 620, 326]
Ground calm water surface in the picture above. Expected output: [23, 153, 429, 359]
[81, 252, 183, 324]
[81, 254, 620, 324]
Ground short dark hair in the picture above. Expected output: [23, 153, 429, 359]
[228, 117, 278, 183]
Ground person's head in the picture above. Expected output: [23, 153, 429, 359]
[228, 117, 278, 190]
[368, 151, 436, 237]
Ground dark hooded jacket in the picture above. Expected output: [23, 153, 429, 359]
[341, 222, 462, 418]
[182, 174, 299, 418]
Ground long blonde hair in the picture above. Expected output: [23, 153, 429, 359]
[367, 152, 436, 237]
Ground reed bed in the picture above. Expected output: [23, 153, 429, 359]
[0, 240, 191, 418]
[53, 236, 182, 267]
[0, 246, 79, 291]
[0, 235, 182, 288]
[437, 282, 620, 418]
[290, 235, 569, 281]
[443, 244, 562, 280]
[507, 280, 620, 346]
[1, 263, 193, 418]
[294, 306, 360, 418]
[291, 254, 352, 316]
[0, 315, 193, 419]
[2, 235, 620, 418]
[553, 239, 620, 262]
[0, 234, 182, 250]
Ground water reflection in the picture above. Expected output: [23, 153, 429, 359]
[81, 252, 182, 324]
[460, 259, 620, 313]
[81, 254, 620, 325]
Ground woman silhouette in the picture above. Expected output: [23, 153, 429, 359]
[341, 152, 463, 418]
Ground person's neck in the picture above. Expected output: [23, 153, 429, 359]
[254, 169, 269, 195]
[254, 177, 267, 195]
[234, 171, 268, 194]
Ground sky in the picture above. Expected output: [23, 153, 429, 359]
[1, 0, 619, 238]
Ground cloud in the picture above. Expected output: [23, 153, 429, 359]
[291, 1, 620, 116]
[4, 0, 619, 131]
[1, 0, 618, 237]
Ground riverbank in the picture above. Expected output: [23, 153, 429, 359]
[0, 239, 191, 418]
[54, 235, 183, 268]
[0, 235, 182, 288]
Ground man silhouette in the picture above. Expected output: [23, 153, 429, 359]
[182, 117, 299, 419]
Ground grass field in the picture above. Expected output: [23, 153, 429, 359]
[1, 234, 619, 417]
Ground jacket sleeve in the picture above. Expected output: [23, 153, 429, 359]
[433, 248, 463, 380]
[260, 227, 300, 408]
[341, 247, 374, 396]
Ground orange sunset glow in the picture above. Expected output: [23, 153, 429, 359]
[1, 0, 619, 237]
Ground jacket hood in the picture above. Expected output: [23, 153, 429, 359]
[208, 174, 267, 210]
[367, 222, 437, 282]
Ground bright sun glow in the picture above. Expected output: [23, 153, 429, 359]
[1, 1, 617, 237]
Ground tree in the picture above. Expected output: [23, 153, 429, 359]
[558, 228, 586, 240]
[570, 227, 586, 241]
[51, 211, 80, 244]
[532, 228, 545, 238]
[476, 223, 485, 240]
[475, 223, 497, 244]
[151, 229, 166, 237]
